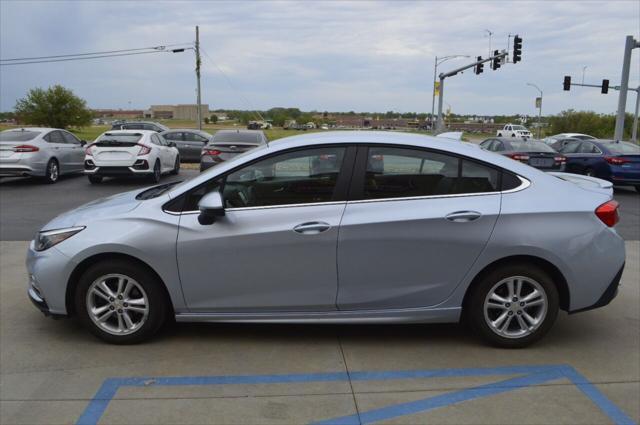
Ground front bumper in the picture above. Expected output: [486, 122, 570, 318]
[26, 241, 76, 316]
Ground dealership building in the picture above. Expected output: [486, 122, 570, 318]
[145, 104, 210, 120]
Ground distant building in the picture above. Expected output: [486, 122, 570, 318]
[146, 104, 210, 120]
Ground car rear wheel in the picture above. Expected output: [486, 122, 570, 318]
[44, 159, 59, 184]
[467, 263, 559, 348]
[635, 185, 640, 193]
[74, 259, 168, 344]
[150, 160, 161, 183]
[88, 175, 103, 184]
[584, 168, 595, 177]
[170, 156, 180, 175]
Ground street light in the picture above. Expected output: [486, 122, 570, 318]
[582, 66, 588, 84]
[431, 55, 469, 131]
[526, 83, 543, 139]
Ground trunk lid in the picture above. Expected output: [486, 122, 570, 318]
[205, 142, 259, 161]
[92, 140, 143, 162]
[548, 172, 613, 197]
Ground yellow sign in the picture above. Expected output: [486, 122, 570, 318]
[434, 81, 440, 96]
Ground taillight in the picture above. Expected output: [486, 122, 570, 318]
[595, 200, 619, 227]
[84, 144, 94, 156]
[604, 156, 630, 165]
[507, 153, 530, 162]
[13, 145, 39, 153]
[202, 149, 221, 157]
[554, 155, 566, 164]
[137, 144, 151, 156]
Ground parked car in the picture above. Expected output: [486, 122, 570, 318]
[159, 129, 212, 162]
[552, 139, 640, 192]
[480, 138, 566, 171]
[84, 130, 180, 184]
[496, 124, 532, 139]
[0, 128, 86, 183]
[543, 133, 596, 145]
[200, 129, 267, 171]
[110, 121, 169, 133]
[28, 131, 624, 347]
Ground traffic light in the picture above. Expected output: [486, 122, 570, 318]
[475, 56, 484, 74]
[563, 75, 571, 91]
[491, 50, 501, 70]
[512, 35, 522, 63]
[601, 79, 609, 94]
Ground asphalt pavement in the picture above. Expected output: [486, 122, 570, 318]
[1, 171, 638, 241]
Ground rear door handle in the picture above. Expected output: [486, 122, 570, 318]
[293, 221, 331, 234]
[445, 211, 482, 222]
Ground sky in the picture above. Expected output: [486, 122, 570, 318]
[1, 0, 639, 116]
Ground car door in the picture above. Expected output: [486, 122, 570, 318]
[559, 140, 584, 173]
[43, 130, 70, 168]
[175, 145, 356, 312]
[576, 141, 603, 176]
[150, 134, 170, 171]
[60, 131, 85, 172]
[336, 145, 501, 310]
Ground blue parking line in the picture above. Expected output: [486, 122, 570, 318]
[76, 364, 637, 425]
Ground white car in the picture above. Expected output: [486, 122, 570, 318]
[542, 133, 596, 145]
[84, 130, 179, 184]
[496, 124, 532, 139]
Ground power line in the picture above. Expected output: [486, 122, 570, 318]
[0, 43, 193, 62]
[200, 47, 264, 121]
[0, 49, 192, 66]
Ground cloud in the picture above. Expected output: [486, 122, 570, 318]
[1, 0, 638, 115]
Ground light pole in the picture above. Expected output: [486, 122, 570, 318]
[527, 83, 543, 139]
[582, 66, 587, 84]
[431, 55, 469, 131]
[484, 29, 493, 57]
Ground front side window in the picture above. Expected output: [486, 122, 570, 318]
[578, 142, 600, 154]
[361, 146, 500, 200]
[163, 132, 181, 141]
[61, 131, 81, 145]
[223, 147, 346, 208]
[45, 131, 65, 144]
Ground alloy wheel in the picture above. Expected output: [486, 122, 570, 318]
[86, 273, 149, 336]
[483, 276, 548, 339]
[49, 161, 58, 181]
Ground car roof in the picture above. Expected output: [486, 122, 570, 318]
[1, 127, 61, 132]
[486, 137, 542, 143]
[215, 129, 265, 135]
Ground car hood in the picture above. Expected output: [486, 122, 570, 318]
[41, 189, 142, 231]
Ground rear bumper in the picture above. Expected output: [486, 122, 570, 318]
[0, 164, 43, 177]
[570, 263, 624, 314]
[85, 159, 152, 176]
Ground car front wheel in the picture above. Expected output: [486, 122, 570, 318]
[150, 160, 161, 183]
[74, 259, 169, 344]
[467, 263, 559, 348]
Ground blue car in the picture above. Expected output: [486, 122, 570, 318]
[552, 138, 640, 192]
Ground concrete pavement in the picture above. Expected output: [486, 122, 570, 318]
[1, 240, 638, 424]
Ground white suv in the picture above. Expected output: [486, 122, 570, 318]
[497, 124, 532, 139]
[84, 130, 179, 184]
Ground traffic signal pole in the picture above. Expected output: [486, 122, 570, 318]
[436, 51, 508, 132]
[195, 26, 202, 131]
[614, 36, 639, 141]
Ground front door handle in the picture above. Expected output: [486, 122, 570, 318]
[445, 211, 482, 222]
[293, 221, 331, 234]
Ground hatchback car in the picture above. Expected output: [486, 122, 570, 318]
[0, 128, 86, 183]
[159, 129, 212, 162]
[552, 139, 640, 192]
[543, 133, 596, 145]
[84, 130, 180, 183]
[480, 138, 566, 171]
[200, 129, 267, 171]
[27, 131, 625, 347]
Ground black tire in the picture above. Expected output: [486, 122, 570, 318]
[88, 175, 103, 184]
[150, 160, 161, 183]
[74, 259, 169, 344]
[634, 185, 640, 194]
[511, 133, 516, 137]
[584, 168, 595, 177]
[43, 159, 59, 184]
[170, 156, 180, 175]
[466, 263, 559, 348]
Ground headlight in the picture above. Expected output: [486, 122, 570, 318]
[34, 226, 85, 252]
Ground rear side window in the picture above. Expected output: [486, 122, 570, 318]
[361, 147, 501, 200]
[559, 140, 581, 153]
[0, 130, 40, 141]
[44, 131, 65, 144]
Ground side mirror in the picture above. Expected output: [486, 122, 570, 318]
[198, 191, 225, 225]
[80, 140, 87, 146]
[168, 141, 177, 148]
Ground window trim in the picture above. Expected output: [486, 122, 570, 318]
[163, 144, 357, 214]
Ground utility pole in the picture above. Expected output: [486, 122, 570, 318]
[527, 83, 543, 139]
[632, 87, 640, 143]
[195, 25, 202, 131]
[614, 35, 639, 141]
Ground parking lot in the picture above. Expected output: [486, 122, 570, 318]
[1, 173, 639, 425]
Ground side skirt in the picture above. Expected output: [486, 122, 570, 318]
[175, 306, 461, 324]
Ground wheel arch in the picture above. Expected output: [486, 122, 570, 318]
[65, 252, 174, 317]
[462, 255, 570, 312]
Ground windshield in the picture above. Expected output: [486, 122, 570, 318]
[96, 133, 142, 143]
[510, 141, 555, 152]
[605, 142, 640, 154]
[512, 125, 527, 131]
[0, 130, 41, 142]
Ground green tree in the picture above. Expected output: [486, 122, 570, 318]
[15, 85, 92, 129]
[548, 110, 633, 139]
[210, 115, 218, 123]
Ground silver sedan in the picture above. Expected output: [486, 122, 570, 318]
[26, 131, 625, 347]
[0, 127, 86, 183]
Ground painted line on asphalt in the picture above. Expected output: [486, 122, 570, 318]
[76, 364, 636, 425]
